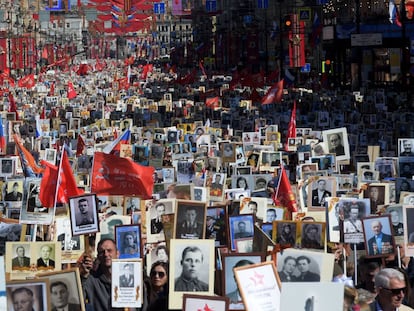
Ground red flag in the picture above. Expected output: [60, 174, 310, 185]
[49, 82, 55, 96]
[17, 74, 35, 89]
[39, 160, 59, 207]
[39, 151, 84, 207]
[41, 47, 48, 60]
[67, 81, 77, 99]
[8, 92, 18, 120]
[261, 79, 283, 105]
[0, 116, 5, 151]
[285, 100, 297, 151]
[199, 60, 207, 77]
[205, 96, 220, 109]
[40, 106, 46, 119]
[91, 152, 154, 198]
[76, 63, 89, 76]
[76, 135, 86, 157]
[57, 149, 84, 203]
[273, 165, 298, 220]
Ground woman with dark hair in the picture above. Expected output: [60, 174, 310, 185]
[146, 261, 169, 311]
[236, 176, 249, 190]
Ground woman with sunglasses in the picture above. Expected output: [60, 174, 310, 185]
[146, 261, 169, 311]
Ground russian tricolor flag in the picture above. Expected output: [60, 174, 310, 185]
[103, 129, 131, 155]
[389, 0, 402, 26]
[0, 116, 5, 151]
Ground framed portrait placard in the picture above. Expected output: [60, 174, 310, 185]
[111, 259, 142, 308]
[53, 216, 85, 264]
[307, 176, 337, 210]
[228, 214, 255, 251]
[234, 261, 281, 311]
[168, 239, 215, 310]
[6, 241, 62, 280]
[322, 127, 350, 162]
[115, 224, 141, 259]
[6, 279, 50, 311]
[146, 199, 175, 243]
[174, 200, 206, 239]
[404, 205, 414, 257]
[183, 294, 229, 311]
[280, 282, 344, 310]
[20, 178, 54, 225]
[222, 252, 265, 310]
[69, 194, 99, 236]
[37, 268, 85, 311]
[206, 205, 228, 247]
[275, 248, 335, 283]
[362, 215, 396, 258]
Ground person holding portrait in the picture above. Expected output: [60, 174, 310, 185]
[77, 238, 122, 311]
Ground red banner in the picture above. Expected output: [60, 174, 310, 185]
[91, 152, 154, 198]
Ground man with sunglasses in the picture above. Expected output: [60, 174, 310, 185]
[369, 268, 412, 311]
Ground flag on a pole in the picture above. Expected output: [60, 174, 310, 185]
[8, 93, 18, 120]
[273, 164, 298, 220]
[103, 129, 130, 155]
[127, 65, 131, 84]
[261, 79, 284, 105]
[285, 100, 297, 151]
[17, 74, 35, 89]
[91, 151, 154, 198]
[13, 134, 43, 177]
[57, 149, 84, 204]
[67, 81, 77, 99]
[39, 150, 84, 207]
[310, 12, 323, 47]
[39, 160, 59, 207]
[76, 135, 86, 157]
[205, 96, 220, 109]
[0, 116, 5, 151]
[389, 0, 402, 26]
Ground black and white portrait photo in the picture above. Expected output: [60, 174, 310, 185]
[168, 239, 214, 309]
[69, 194, 99, 236]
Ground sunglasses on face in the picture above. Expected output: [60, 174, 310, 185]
[150, 271, 166, 278]
[381, 287, 406, 296]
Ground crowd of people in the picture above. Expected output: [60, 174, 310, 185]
[1, 55, 414, 311]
